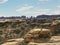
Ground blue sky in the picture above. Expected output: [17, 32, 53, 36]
[0, 0, 60, 17]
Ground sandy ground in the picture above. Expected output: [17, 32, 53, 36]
[1, 36, 60, 45]
[28, 43, 60, 45]
[1, 38, 24, 45]
[28, 36, 60, 45]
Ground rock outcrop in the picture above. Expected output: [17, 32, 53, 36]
[24, 28, 52, 43]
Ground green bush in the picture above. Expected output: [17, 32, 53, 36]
[13, 29, 21, 34]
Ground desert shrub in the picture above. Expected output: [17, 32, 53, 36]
[0, 31, 3, 35]
[12, 29, 21, 34]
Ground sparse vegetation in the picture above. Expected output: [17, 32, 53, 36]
[0, 16, 60, 45]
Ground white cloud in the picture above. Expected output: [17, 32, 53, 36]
[38, 0, 48, 2]
[0, 0, 8, 4]
[25, 9, 50, 15]
[57, 5, 60, 8]
[16, 5, 50, 16]
[48, 10, 60, 15]
[53, 10, 60, 14]
[16, 5, 33, 12]
[16, 5, 60, 16]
